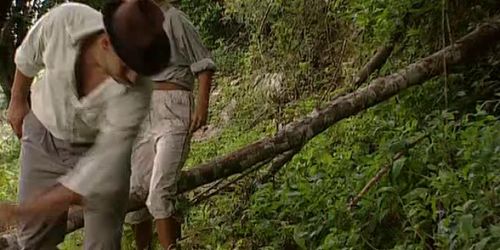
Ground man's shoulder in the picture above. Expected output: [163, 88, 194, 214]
[49, 2, 101, 18]
[163, 7, 191, 23]
[46, 2, 103, 41]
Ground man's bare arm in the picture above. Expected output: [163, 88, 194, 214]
[0, 185, 80, 227]
[20, 185, 81, 217]
[7, 69, 33, 138]
[190, 70, 213, 133]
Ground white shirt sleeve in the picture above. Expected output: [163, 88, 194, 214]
[14, 10, 53, 77]
[59, 77, 153, 200]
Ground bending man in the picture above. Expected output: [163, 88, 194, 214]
[2, 0, 169, 249]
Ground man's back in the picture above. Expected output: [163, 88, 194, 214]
[15, 3, 132, 143]
[4, 1, 170, 249]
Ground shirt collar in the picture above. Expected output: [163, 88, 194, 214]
[68, 21, 105, 46]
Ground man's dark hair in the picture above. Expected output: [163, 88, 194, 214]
[103, 0, 171, 76]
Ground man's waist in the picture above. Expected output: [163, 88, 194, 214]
[26, 110, 94, 149]
[153, 81, 191, 91]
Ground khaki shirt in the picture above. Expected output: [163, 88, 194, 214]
[150, 5, 216, 89]
[14, 3, 152, 198]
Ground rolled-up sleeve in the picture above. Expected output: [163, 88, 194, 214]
[170, 12, 216, 74]
[14, 12, 51, 77]
[59, 78, 152, 200]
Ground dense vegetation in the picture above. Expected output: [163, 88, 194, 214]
[1, 0, 499, 249]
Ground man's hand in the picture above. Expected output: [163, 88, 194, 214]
[190, 103, 208, 133]
[0, 185, 81, 227]
[7, 99, 30, 139]
[0, 203, 19, 228]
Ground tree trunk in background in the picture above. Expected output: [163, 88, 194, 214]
[0, 37, 15, 103]
[1, 18, 500, 250]
[0, 1, 12, 27]
[0, 0, 30, 104]
[0, 0, 13, 102]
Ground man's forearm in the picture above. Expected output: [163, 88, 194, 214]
[196, 71, 213, 107]
[17, 184, 81, 218]
[10, 69, 33, 102]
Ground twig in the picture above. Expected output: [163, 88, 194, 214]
[221, 148, 301, 219]
[178, 226, 215, 242]
[190, 179, 225, 203]
[317, 39, 348, 106]
[258, 1, 273, 37]
[353, 43, 395, 88]
[442, 0, 449, 109]
[257, 148, 300, 184]
[348, 135, 427, 211]
[352, 20, 407, 88]
[222, 24, 245, 54]
[191, 157, 274, 205]
[321, 38, 397, 105]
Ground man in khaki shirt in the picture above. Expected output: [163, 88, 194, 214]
[0, 0, 170, 249]
[124, 0, 215, 249]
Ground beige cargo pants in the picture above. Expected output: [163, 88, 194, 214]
[126, 90, 192, 224]
[17, 112, 128, 250]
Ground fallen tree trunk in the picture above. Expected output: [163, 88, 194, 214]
[1, 18, 500, 249]
[177, 18, 500, 193]
[86, 15, 500, 231]
[186, 39, 396, 206]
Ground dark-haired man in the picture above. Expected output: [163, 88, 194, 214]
[0, 0, 169, 249]
[124, 0, 216, 249]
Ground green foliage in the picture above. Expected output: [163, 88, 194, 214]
[1, 0, 500, 249]
[177, 0, 232, 49]
[0, 90, 6, 109]
[180, 0, 500, 249]
[0, 122, 19, 201]
[225, 0, 350, 100]
[184, 77, 500, 249]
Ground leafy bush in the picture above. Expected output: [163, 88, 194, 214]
[0, 121, 19, 201]
[1, 1, 499, 249]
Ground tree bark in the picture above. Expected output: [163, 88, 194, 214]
[1, 18, 500, 249]
[352, 44, 395, 87]
[177, 18, 500, 193]
[0, 0, 13, 102]
[0, 0, 31, 104]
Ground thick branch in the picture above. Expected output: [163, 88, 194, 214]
[177, 19, 500, 193]
[353, 44, 395, 87]
[191, 157, 274, 205]
[1, 19, 500, 248]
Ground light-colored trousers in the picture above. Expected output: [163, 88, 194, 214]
[126, 90, 192, 224]
[17, 112, 128, 250]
